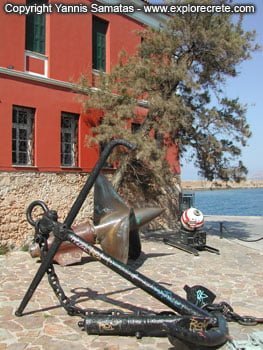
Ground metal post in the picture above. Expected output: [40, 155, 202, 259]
[219, 222, 224, 239]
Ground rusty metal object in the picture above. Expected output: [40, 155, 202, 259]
[29, 222, 96, 266]
[29, 174, 164, 265]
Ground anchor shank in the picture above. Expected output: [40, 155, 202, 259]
[64, 139, 135, 228]
[67, 231, 211, 318]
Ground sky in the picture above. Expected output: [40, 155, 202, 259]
[181, 0, 263, 180]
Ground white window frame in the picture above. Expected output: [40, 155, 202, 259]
[24, 50, 48, 77]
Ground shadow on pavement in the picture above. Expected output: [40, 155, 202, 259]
[69, 285, 173, 315]
[128, 251, 175, 270]
[204, 220, 256, 240]
[141, 230, 180, 243]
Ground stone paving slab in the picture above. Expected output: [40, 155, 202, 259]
[204, 215, 263, 251]
[0, 218, 262, 349]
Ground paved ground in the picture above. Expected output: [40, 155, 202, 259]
[204, 215, 263, 251]
[0, 216, 262, 350]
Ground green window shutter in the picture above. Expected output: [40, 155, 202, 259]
[26, 14, 34, 51]
[34, 14, 46, 53]
[92, 17, 108, 71]
[26, 0, 46, 54]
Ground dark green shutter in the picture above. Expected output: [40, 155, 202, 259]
[26, 0, 46, 54]
[92, 17, 108, 71]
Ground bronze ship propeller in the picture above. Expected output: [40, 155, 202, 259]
[29, 174, 164, 265]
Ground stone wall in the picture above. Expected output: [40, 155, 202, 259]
[0, 172, 94, 249]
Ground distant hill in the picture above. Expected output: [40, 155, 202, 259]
[181, 179, 263, 190]
[248, 173, 263, 180]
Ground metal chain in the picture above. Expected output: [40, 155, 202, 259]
[205, 302, 262, 326]
[33, 214, 126, 318]
[40, 236, 88, 317]
[39, 236, 160, 319]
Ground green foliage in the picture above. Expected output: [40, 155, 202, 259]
[0, 244, 9, 255]
[78, 0, 258, 185]
[21, 244, 29, 252]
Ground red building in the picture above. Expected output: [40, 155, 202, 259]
[0, 0, 180, 174]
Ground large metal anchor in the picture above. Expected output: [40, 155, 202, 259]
[15, 139, 229, 348]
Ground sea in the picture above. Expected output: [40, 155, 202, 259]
[192, 188, 263, 216]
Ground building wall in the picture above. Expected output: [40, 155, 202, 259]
[0, 8, 25, 72]
[0, 3, 146, 247]
[0, 0, 144, 81]
[0, 75, 100, 172]
[0, 1, 145, 173]
[0, 4, 180, 248]
[47, 3, 143, 80]
[0, 171, 94, 248]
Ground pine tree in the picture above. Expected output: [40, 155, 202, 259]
[77, 0, 258, 227]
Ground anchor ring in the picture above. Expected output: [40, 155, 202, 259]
[26, 200, 49, 227]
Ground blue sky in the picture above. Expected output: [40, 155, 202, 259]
[181, 0, 263, 180]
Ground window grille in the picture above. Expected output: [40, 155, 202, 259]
[61, 113, 79, 167]
[12, 106, 35, 166]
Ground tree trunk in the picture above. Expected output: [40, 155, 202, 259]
[112, 156, 130, 191]
[112, 158, 181, 230]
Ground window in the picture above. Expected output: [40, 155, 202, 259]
[92, 16, 108, 71]
[61, 112, 79, 167]
[26, 0, 47, 54]
[155, 131, 164, 148]
[12, 106, 35, 166]
[131, 122, 141, 134]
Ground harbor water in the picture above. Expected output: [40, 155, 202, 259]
[193, 188, 263, 216]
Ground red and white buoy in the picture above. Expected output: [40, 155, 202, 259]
[181, 207, 204, 231]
